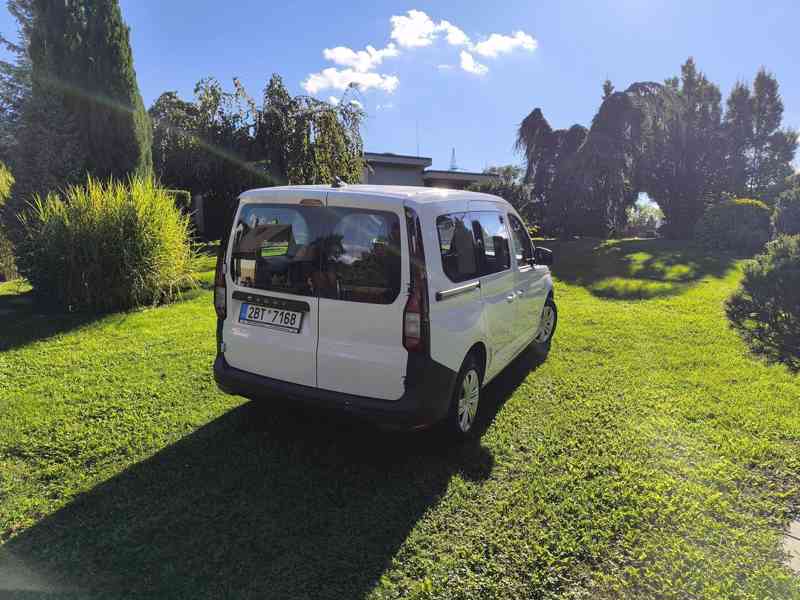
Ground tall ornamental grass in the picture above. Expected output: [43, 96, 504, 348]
[0, 161, 16, 280]
[16, 177, 196, 311]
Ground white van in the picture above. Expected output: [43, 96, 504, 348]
[213, 184, 556, 437]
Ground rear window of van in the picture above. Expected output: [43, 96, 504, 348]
[230, 204, 401, 304]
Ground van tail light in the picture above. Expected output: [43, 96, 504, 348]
[403, 207, 429, 353]
[214, 243, 227, 320]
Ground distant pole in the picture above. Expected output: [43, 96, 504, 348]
[450, 148, 458, 171]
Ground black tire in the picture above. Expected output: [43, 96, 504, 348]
[445, 353, 484, 439]
[531, 296, 557, 358]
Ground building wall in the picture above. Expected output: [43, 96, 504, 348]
[363, 163, 425, 186]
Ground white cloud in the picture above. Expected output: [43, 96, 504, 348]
[438, 20, 470, 46]
[389, 10, 470, 49]
[460, 51, 488, 75]
[322, 43, 399, 73]
[302, 68, 399, 94]
[305, 11, 537, 96]
[376, 102, 394, 111]
[390, 9, 439, 48]
[473, 31, 537, 58]
[328, 96, 340, 105]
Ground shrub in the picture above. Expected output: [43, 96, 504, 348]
[726, 235, 800, 370]
[15, 177, 196, 311]
[772, 186, 800, 236]
[694, 198, 771, 255]
[0, 161, 16, 281]
[165, 189, 192, 213]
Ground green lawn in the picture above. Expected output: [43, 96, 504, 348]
[1, 239, 799, 599]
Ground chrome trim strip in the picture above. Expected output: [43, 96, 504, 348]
[435, 280, 481, 301]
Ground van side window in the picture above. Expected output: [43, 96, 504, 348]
[230, 205, 326, 297]
[437, 213, 479, 282]
[323, 208, 401, 304]
[472, 212, 511, 275]
[507, 214, 534, 263]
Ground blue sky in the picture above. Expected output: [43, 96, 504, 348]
[1, 1, 799, 171]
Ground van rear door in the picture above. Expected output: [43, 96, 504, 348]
[222, 190, 327, 388]
[316, 193, 408, 400]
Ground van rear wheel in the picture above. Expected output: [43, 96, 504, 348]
[445, 354, 483, 439]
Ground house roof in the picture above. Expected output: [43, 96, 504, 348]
[423, 170, 499, 182]
[364, 152, 432, 168]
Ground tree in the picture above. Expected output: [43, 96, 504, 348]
[750, 69, 796, 201]
[150, 74, 366, 239]
[2, 0, 152, 242]
[253, 75, 364, 185]
[0, 0, 34, 162]
[483, 164, 523, 184]
[471, 168, 535, 224]
[723, 69, 797, 202]
[650, 58, 725, 238]
[602, 79, 614, 100]
[80, 0, 152, 180]
[515, 109, 589, 235]
[625, 202, 664, 237]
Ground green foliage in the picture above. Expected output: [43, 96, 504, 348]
[469, 172, 536, 224]
[0, 161, 15, 280]
[723, 69, 798, 202]
[150, 74, 364, 239]
[624, 202, 663, 237]
[15, 176, 195, 311]
[772, 185, 800, 236]
[165, 188, 191, 213]
[726, 234, 800, 370]
[518, 59, 796, 239]
[2, 0, 151, 231]
[515, 109, 590, 236]
[652, 58, 726, 239]
[694, 198, 771, 254]
[78, 0, 152, 180]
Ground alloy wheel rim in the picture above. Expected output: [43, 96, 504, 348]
[457, 369, 480, 432]
[535, 306, 555, 343]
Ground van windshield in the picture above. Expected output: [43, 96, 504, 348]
[230, 204, 401, 304]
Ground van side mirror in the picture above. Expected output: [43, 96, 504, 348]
[533, 246, 553, 266]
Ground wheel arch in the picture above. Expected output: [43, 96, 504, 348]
[466, 341, 487, 379]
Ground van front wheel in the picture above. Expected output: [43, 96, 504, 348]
[446, 354, 483, 439]
[531, 297, 557, 358]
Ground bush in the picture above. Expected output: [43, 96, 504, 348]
[0, 161, 16, 281]
[15, 177, 196, 311]
[694, 198, 771, 255]
[165, 189, 192, 213]
[726, 235, 800, 370]
[772, 186, 800, 236]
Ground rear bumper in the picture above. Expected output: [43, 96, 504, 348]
[213, 353, 457, 430]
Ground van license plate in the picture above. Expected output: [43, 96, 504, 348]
[239, 303, 303, 333]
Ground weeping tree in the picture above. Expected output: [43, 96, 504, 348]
[150, 74, 366, 239]
[515, 109, 587, 234]
[517, 58, 732, 238]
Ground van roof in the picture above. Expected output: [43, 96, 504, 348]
[239, 184, 507, 206]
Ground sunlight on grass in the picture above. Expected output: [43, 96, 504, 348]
[589, 276, 686, 299]
[1, 238, 798, 598]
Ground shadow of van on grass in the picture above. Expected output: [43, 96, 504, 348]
[1, 348, 543, 599]
[544, 238, 738, 300]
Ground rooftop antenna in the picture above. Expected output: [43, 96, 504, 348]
[449, 147, 458, 171]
